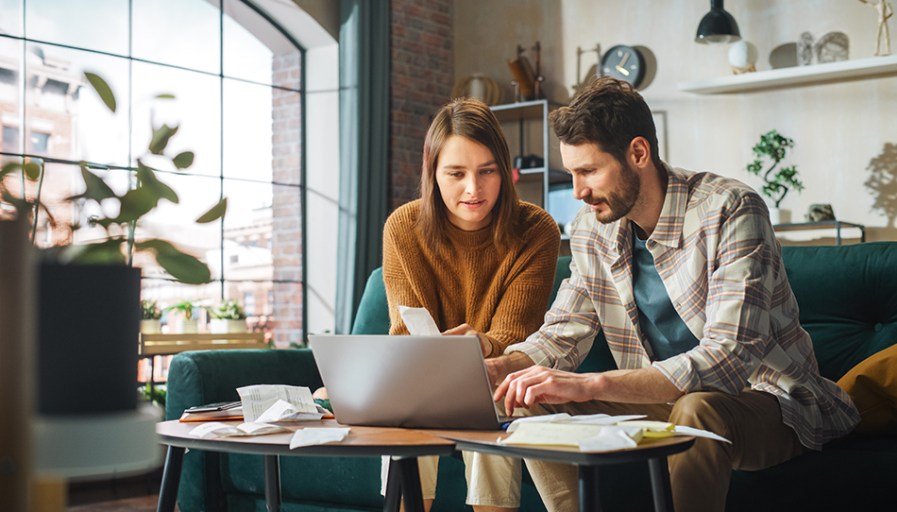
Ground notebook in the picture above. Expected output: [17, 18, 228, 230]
[308, 334, 503, 430]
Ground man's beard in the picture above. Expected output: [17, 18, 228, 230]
[588, 162, 640, 224]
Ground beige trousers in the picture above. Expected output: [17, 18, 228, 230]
[381, 452, 522, 506]
[517, 391, 807, 512]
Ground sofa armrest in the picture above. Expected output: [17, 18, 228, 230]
[165, 348, 323, 421]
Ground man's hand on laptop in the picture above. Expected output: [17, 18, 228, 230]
[442, 323, 493, 357]
[485, 352, 534, 392]
[494, 365, 593, 415]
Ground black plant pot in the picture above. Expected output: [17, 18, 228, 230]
[38, 262, 141, 415]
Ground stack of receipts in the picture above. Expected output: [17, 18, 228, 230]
[188, 384, 346, 449]
[500, 413, 730, 452]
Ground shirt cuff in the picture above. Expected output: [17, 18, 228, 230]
[504, 338, 553, 368]
[652, 354, 701, 394]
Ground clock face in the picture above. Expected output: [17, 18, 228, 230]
[601, 45, 646, 88]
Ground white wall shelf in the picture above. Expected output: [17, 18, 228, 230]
[679, 54, 897, 94]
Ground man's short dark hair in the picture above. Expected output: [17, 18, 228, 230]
[550, 77, 661, 168]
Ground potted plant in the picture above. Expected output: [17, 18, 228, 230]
[746, 129, 805, 224]
[0, 73, 227, 415]
[165, 300, 200, 333]
[140, 299, 163, 334]
[208, 299, 247, 333]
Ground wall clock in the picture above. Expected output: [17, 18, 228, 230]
[601, 45, 646, 88]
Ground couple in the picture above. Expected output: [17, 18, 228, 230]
[381, 77, 859, 512]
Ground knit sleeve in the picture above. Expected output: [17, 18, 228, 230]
[482, 206, 560, 356]
[382, 205, 420, 335]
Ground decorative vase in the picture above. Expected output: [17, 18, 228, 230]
[210, 319, 246, 333]
[38, 262, 140, 415]
[140, 319, 162, 334]
[177, 318, 199, 333]
[769, 207, 792, 225]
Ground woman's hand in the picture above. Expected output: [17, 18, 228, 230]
[442, 323, 493, 357]
[312, 386, 329, 400]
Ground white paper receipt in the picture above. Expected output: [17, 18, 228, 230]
[398, 305, 441, 335]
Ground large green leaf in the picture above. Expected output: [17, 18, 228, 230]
[137, 162, 179, 204]
[138, 239, 211, 284]
[195, 197, 227, 224]
[0, 161, 22, 180]
[80, 165, 117, 201]
[149, 124, 178, 155]
[172, 151, 195, 170]
[23, 160, 42, 181]
[113, 187, 157, 223]
[84, 72, 116, 113]
[65, 238, 126, 265]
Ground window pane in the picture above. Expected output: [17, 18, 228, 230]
[0, 0, 23, 37]
[223, 0, 300, 89]
[137, 172, 221, 280]
[25, 43, 129, 166]
[132, 62, 220, 177]
[26, 0, 128, 54]
[1, 37, 22, 158]
[306, 190, 337, 336]
[132, 0, 220, 74]
[223, 78, 282, 183]
[221, 178, 273, 281]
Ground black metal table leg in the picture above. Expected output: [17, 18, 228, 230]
[648, 456, 674, 512]
[395, 457, 425, 512]
[156, 445, 184, 512]
[264, 454, 282, 512]
[383, 457, 402, 512]
[578, 464, 602, 512]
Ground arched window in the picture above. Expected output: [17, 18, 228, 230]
[0, 0, 338, 348]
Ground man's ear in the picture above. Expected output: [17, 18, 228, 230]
[629, 137, 651, 168]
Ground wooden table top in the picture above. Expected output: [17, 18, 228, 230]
[156, 419, 456, 458]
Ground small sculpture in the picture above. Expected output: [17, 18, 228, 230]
[807, 204, 836, 222]
[815, 32, 849, 63]
[797, 32, 815, 65]
[859, 0, 893, 56]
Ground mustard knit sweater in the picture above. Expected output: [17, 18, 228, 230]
[382, 200, 561, 357]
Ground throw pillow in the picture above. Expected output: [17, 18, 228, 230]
[836, 344, 897, 434]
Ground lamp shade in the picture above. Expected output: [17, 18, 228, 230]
[695, 0, 741, 44]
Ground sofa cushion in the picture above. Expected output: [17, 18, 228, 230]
[836, 344, 897, 434]
[781, 243, 897, 381]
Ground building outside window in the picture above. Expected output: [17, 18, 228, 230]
[0, 0, 312, 346]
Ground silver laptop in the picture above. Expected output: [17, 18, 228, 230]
[308, 334, 502, 430]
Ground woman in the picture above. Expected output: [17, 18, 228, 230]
[382, 97, 560, 512]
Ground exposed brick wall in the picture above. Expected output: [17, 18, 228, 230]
[272, 51, 303, 345]
[389, 0, 453, 211]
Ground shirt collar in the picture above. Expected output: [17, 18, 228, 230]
[647, 163, 688, 249]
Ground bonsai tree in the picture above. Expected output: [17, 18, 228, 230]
[140, 299, 162, 320]
[0, 72, 226, 284]
[746, 130, 804, 208]
[209, 299, 246, 320]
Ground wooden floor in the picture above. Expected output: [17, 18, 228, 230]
[66, 468, 166, 512]
[68, 494, 164, 512]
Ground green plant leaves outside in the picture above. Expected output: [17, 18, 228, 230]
[84, 72, 116, 113]
[196, 197, 227, 224]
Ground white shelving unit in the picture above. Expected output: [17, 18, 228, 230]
[679, 54, 897, 94]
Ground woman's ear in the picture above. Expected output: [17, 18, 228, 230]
[629, 137, 651, 168]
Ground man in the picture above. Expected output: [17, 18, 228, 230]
[485, 77, 860, 511]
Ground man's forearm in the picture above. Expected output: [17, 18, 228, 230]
[591, 367, 684, 403]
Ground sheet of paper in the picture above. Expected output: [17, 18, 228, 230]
[674, 425, 731, 443]
[505, 413, 647, 432]
[398, 305, 441, 335]
[618, 420, 675, 432]
[289, 427, 351, 449]
[188, 421, 290, 439]
[500, 422, 611, 447]
[237, 384, 318, 422]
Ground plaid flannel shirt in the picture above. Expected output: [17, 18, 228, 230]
[507, 165, 859, 450]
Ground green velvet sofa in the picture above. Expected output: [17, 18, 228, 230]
[166, 243, 897, 511]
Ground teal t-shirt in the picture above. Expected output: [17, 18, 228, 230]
[632, 233, 699, 361]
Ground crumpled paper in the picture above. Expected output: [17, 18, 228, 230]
[289, 427, 351, 449]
